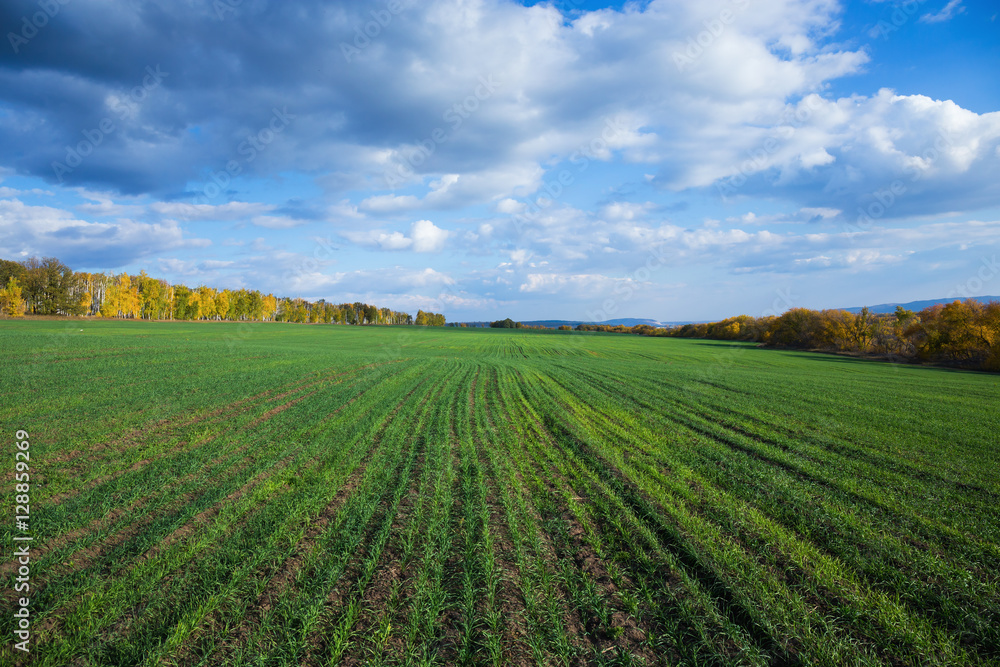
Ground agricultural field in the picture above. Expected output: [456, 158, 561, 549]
[1, 319, 998, 666]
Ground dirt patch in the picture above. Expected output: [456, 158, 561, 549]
[197, 449, 374, 666]
[330, 446, 427, 667]
[310, 377, 449, 665]
[473, 443, 534, 666]
[494, 376, 667, 663]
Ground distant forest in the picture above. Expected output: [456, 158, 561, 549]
[0, 256, 445, 326]
[578, 301, 1000, 372]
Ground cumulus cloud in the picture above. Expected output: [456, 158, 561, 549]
[342, 219, 450, 252]
[1, 0, 997, 321]
[704, 90, 1000, 218]
[410, 219, 450, 252]
[0, 198, 209, 268]
[0, 0, 996, 225]
[0, 1, 856, 196]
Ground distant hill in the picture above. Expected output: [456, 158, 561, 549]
[457, 297, 1000, 329]
[457, 317, 707, 328]
[840, 295, 1000, 315]
[521, 318, 668, 328]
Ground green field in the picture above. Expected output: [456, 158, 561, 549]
[2, 320, 998, 666]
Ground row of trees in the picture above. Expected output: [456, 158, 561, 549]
[1, 257, 88, 316]
[484, 318, 558, 330]
[661, 301, 1000, 371]
[575, 323, 660, 335]
[0, 257, 440, 327]
[415, 310, 446, 326]
[567, 301, 999, 371]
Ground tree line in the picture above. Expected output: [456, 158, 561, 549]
[576, 301, 1000, 372]
[415, 310, 446, 326]
[0, 256, 445, 326]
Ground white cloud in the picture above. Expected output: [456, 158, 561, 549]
[148, 201, 275, 221]
[706, 90, 1000, 217]
[0, 186, 52, 198]
[519, 272, 641, 295]
[342, 219, 450, 253]
[6, 0, 997, 226]
[250, 215, 307, 229]
[410, 219, 450, 252]
[359, 194, 421, 214]
[919, 0, 965, 24]
[0, 199, 209, 268]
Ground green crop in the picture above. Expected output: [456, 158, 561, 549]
[1, 319, 997, 666]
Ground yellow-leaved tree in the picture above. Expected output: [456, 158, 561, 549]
[197, 286, 217, 320]
[0, 277, 26, 317]
[262, 294, 277, 321]
[215, 289, 231, 321]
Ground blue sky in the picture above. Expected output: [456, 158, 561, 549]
[1, 0, 999, 321]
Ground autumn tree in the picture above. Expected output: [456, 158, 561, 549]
[0, 277, 26, 317]
[215, 290, 231, 321]
[848, 306, 876, 351]
[20, 257, 79, 315]
[261, 294, 277, 321]
[172, 285, 193, 320]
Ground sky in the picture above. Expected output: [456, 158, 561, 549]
[1, 0, 999, 322]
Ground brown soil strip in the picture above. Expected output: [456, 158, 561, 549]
[191, 446, 376, 667]
[21, 440, 271, 588]
[505, 373, 667, 662]
[38, 365, 356, 507]
[21, 362, 365, 492]
[325, 445, 428, 667]
[482, 371, 601, 662]
[473, 438, 534, 666]
[433, 408, 467, 665]
[306, 376, 448, 665]
[31, 448, 305, 652]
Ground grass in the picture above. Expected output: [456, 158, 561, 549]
[1, 319, 998, 666]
